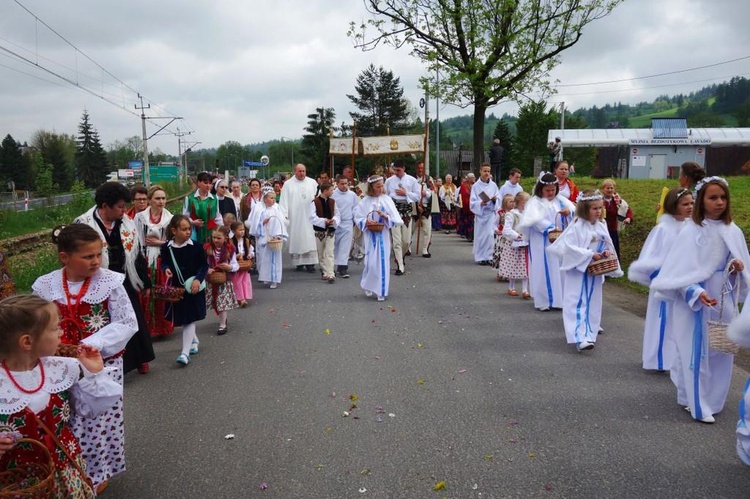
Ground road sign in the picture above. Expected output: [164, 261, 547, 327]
[144, 165, 179, 183]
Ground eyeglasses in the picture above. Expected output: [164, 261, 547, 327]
[218, 185, 228, 189]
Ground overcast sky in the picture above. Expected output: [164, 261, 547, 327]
[1, 0, 749, 156]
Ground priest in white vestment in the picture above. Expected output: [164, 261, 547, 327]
[279, 164, 319, 271]
[470, 164, 500, 264]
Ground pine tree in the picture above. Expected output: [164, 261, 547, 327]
[347, 65, 410, 136]
[301, 107, 337, 175]
[75, 111, 109, 188]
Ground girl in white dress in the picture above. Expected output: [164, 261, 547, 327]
[548, 190, 622, 352]
[652, 177, 750, 423]
[519, 172, 575, 311]
[629, 187, 693, 372]
[499, 192, 530, 298]
[353, 175, 404, 302]
[248, 189, 288, 289]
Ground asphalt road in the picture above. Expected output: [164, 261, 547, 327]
[110, 232, 750, 498]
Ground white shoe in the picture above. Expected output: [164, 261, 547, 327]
[698, 415, 715, 424]
[737, 440, 750, 466]
[377, 296, 385, 302]
[576, 341, 594, 352]
[270, 283, 277, 289]
[364, 291, 373, 297]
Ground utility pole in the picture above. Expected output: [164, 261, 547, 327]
[423, 89, 430, 176]
[135, 94, 150, 187]
[435, 69, 440, 180]
[560, 101, 565, 131]
[175, 127, 192, 188]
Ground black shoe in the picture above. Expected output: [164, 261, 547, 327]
[217, 325, 228, 335]
[295, 265, 304, 271]
[306, 265, 316, 273]
[422, 253, 431, 258]
[395, 269, 404, 276]
[405, 250, 412, 256]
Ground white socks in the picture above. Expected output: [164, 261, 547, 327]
[182, 323, 197, 356]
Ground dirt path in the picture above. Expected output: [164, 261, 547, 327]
[604, 281, 750, 373]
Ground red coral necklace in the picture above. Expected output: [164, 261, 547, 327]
[59, 269, 92, 341]
[2, 360, 45, 394]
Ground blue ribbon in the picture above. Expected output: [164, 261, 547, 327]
[657, 301, 667, 370]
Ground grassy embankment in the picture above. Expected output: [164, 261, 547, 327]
[5, 182, 188, 293]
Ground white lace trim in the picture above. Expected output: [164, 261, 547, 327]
[0, 357, 79, 414]
[32, 268, 125, 304]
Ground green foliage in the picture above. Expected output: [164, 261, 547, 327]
[512, 101, 557, 176]
[301, 107, 337, 175]
[349, 0, 624, 170]
[0, 134, 31, 190]
[33, 152, 57, 199]
[492, 120, 514, 170]
[75, 111, 109, 188]
[347, 64, 411, 136]
[8, 243, 60, 293]
[32, 130, 75, 191]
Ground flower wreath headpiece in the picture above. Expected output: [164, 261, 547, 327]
[368, 176, 384, 184]
[536, 171, 556, 185]
[576, 190, 603, 203]
[261, 186, 274, 196]
[694, 176, 728, 193]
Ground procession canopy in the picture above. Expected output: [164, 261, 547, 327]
[329, 135, 425, 156]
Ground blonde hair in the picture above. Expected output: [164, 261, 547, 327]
[514, 191, 530, 206]
[501, 195, 515, 212]
[147, 184, 165, 199]
[0, 295, 55, 357]
[600, 178, 616, 189]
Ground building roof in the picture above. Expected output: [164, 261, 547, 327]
[548, 128, 750, 147]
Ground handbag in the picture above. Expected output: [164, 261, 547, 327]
[168, 247, 205, 294]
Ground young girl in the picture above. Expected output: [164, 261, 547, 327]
[629, 187, 693, 372]
[518, 172, 575, 311]
[500, 192, 530, 298]
[548, 190, 623, 352]
[728, 296, 750, 464]
[652, 177, 750, 423]
[230, 221, 254, 307]
[248, 188, 288, 289]
[0, 295, 122, 498]
[491, 195, 513, 275]
[32, 223, 138, 493]
[601, 179, 633, 261]
[204, 226, 239, 335]
[353, 175, 404, 302]
[160, 215, 208, 365]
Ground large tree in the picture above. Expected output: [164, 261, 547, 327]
[347, 64, 411, 136]
[32, 130, 76, 191]
[0, 134, 31, 190]
[349, 0, 623, 170]
[75, 111, 109, 188]
[301, 107, 337, 175]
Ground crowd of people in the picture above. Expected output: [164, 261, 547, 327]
[3, 156, 750, 497]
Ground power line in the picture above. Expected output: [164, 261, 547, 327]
[555, 54, 750, 87]
[549, 73, 750, 98]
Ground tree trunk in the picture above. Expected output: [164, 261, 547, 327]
[472, 102, 488, 174]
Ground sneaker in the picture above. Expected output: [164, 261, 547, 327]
[189, 341, 200, 355]
[270, 283, 277, 289]
[341, 272, 350, 279]
[377, 296, 385, 302]
[176, 353, 189, 365]
[217, 325, 228, 335]
[576, 341, 595, 352]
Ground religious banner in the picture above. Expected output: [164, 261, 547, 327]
[329, 138, 357, 155]
[358, 135, 425, 156]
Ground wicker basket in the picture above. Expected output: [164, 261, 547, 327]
[153, 278, 185, 303]
[237, 258, 253, 272]
[365, 210, 385, 232]
[708, 266, 742, 354]
[547, 213, 565, 243]
[0, 438, 55, 498]
[587, 255, 619, 276]
[207, 270, 227, 285]
[268, 238, 283, 251]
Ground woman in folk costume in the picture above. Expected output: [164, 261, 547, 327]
[628, 187, 693, 372]
[438, 174, 457, 233]
[184, 171, 223, 245]
[240, 178, 264, 224]
[353, 175, 404, 302]
[651, 177, 750, 424]
[73, 182, 155, 375]
[212, 178, 237, 219]
[134, 185, 174, 338]
[548, 190, 623, 352]
[518, 172, 575, 311]
[32, 224, 137, 494]
[553, 160, 579, 204]
[456, 173, 475, 241]
[248, 188, 288, 289]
